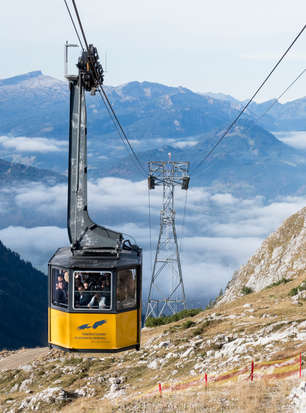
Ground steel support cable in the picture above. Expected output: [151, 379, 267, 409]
[71, 0, 89, 50]
[230, 67, 306, 144]
[99, 85, 147, 176]
[191, 24, 306, 175]
[97, 87, 147, 177]
[148, 188, 153, 275]
[97, 87, 146, 176]
[224, 67, 306, 150]
[63, 0, 85, 50]
[63, 0, 147, 178]
[179, 190, 188, 256]
[187, 63, 306, 180]
[236, 67, 306, 125]
[256, 68, 306, 122]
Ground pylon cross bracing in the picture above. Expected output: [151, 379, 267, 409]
[146, 158, 190, 319]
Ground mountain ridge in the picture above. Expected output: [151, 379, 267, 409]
[1, 71, 306, 197]
[1, 71, 306, 140]
[0, 157, 65, 187]
[218, 206, 306, 305]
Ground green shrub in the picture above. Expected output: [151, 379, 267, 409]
[191, 318, 220, 337]
[266, 278, 290, 289]
[241, 286, 253, 295]
[182, 320, 196, 329]
[145, 308, 202, 327]
[300, 281, 306, 291]
[288, 280, 306, 297]
[145, 317, 165, 327]
[192, 327, 204, 336]
[166, 325, 180, 334]
[289, 287, 298, 297]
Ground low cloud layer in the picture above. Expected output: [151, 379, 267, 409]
[0, 226, 68, 273]
[14, 183, 67, 217]
[172, 140, 199, 149]
[0, 177, 305, 302]
[274, 131, 306, 150]
[0, 136, 67, 153]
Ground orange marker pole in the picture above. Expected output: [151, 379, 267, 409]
[158, 383, 162, 396]
[300, 353, 302, 378]
[205, 373, 208, 386]
[251, 361, 254, 382]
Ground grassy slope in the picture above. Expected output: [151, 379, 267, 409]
[0, 273, 305, 412]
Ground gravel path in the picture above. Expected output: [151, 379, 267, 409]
[0, 347, 49, 371]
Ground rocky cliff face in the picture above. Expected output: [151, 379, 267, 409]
[218, 206, 306, 305]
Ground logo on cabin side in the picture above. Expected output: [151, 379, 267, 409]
[77, 320, 107, 330]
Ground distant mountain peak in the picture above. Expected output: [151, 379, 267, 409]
[0, 71, 43, 86]
[204, 91, 241, 104]
[108, 80, 186, 100]
[22, 70, 43, 78]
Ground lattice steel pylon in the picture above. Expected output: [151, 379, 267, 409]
[145, 155, 190, 319]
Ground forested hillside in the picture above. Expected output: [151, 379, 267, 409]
[0, 240, 47, 350]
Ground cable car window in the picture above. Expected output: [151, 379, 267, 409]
[117, 269, 137, 310]
[52, 268, 68, 308]
[73, 271, 112, 310]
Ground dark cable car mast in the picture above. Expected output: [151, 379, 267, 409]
[67, 44, 122, 256]
[48, 3, 142, 352]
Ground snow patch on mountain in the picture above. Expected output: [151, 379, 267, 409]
[0, 71, 65, 98]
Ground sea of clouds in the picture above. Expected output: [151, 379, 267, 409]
[0, 130, 305, 303]
[0, 176, 305, 304]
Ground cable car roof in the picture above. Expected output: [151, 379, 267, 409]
[49, 247, 141, 270]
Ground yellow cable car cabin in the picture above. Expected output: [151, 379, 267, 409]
[48, 247, 142, 352]
[48, 44, 142, 352]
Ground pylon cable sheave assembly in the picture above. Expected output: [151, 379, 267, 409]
[63, 0, 146, 178]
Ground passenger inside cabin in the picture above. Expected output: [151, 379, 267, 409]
[73, 271, 112, 309]
[63, 271, 69, 285]
[105, 276, 111, 291]
[88, 293, 106, 309]
[99, 280, 110, 307]
[57, 274, 68, 293]
[77, 285, 91, 306]
[75, 278, 83, 290]
[55, 280, 68, 306]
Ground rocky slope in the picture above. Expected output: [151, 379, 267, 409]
[1, 190, 306, 412]
[0, 271, 305, 412]
[218, 206, 306, 305]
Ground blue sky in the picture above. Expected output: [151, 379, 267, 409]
[1, 0, 306, 102]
